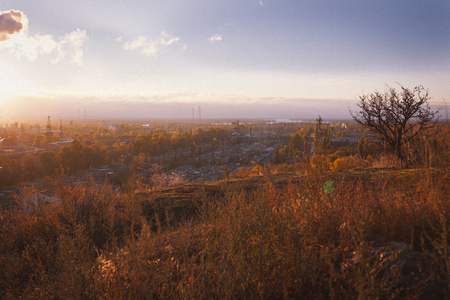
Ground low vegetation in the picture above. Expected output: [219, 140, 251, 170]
[1, 133, 449, 299]
[1, 116, 449, 298]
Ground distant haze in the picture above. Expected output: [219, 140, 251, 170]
[1, 93, 357, 122]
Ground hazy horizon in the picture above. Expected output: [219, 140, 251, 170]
[1, 93, 360, 122]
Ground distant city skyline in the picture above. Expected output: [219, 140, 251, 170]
[1, 1, 449, 120]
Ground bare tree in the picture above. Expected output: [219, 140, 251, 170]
[351, 85, 440, 162]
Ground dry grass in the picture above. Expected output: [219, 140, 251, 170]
[0, 147, 449, 298]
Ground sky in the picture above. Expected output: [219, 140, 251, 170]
[0, 0, 449, 121]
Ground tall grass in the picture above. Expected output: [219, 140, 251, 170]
[0, 155, 449, 298]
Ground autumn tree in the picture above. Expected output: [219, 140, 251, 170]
[351, 85, 439, 162]
[273, 145, 286, 164]
[289, 133, 303, 156]
[21, 153, 39, 180]
[39, 151, 59, 176]
[60, 139, 84, 172]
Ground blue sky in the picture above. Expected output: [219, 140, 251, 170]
[0, 1, 449, 120]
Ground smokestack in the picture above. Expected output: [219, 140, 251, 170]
[46, 116, 51, 134]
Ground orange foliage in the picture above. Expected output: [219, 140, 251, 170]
[331, 155, 361, 170]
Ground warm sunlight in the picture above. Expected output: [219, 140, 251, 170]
[0, 54, 30, 97]
[0, 2, 449, 297]
[0, 2, 448, 120]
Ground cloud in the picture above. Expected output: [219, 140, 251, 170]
[259, 0, 264, 7]
[0, 10, 88, 65]
[0, 10, 26, 41]
[208, 34, 222, 43]
[121, 31, 181, 57]
[52, 29, 88, 65]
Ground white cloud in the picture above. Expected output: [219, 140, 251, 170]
[0, 10, 88, 65]
[122, 31, 181, 57]
[259, 0, 264, 7]
[159, 31, 180, 46]
[123, 35, 146, 51]
[52, 29, 88, 65]
[208, 34, 222, 43]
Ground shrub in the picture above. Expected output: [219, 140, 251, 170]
[331, 155, 361, 170]
[0, 162, 449, 298]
